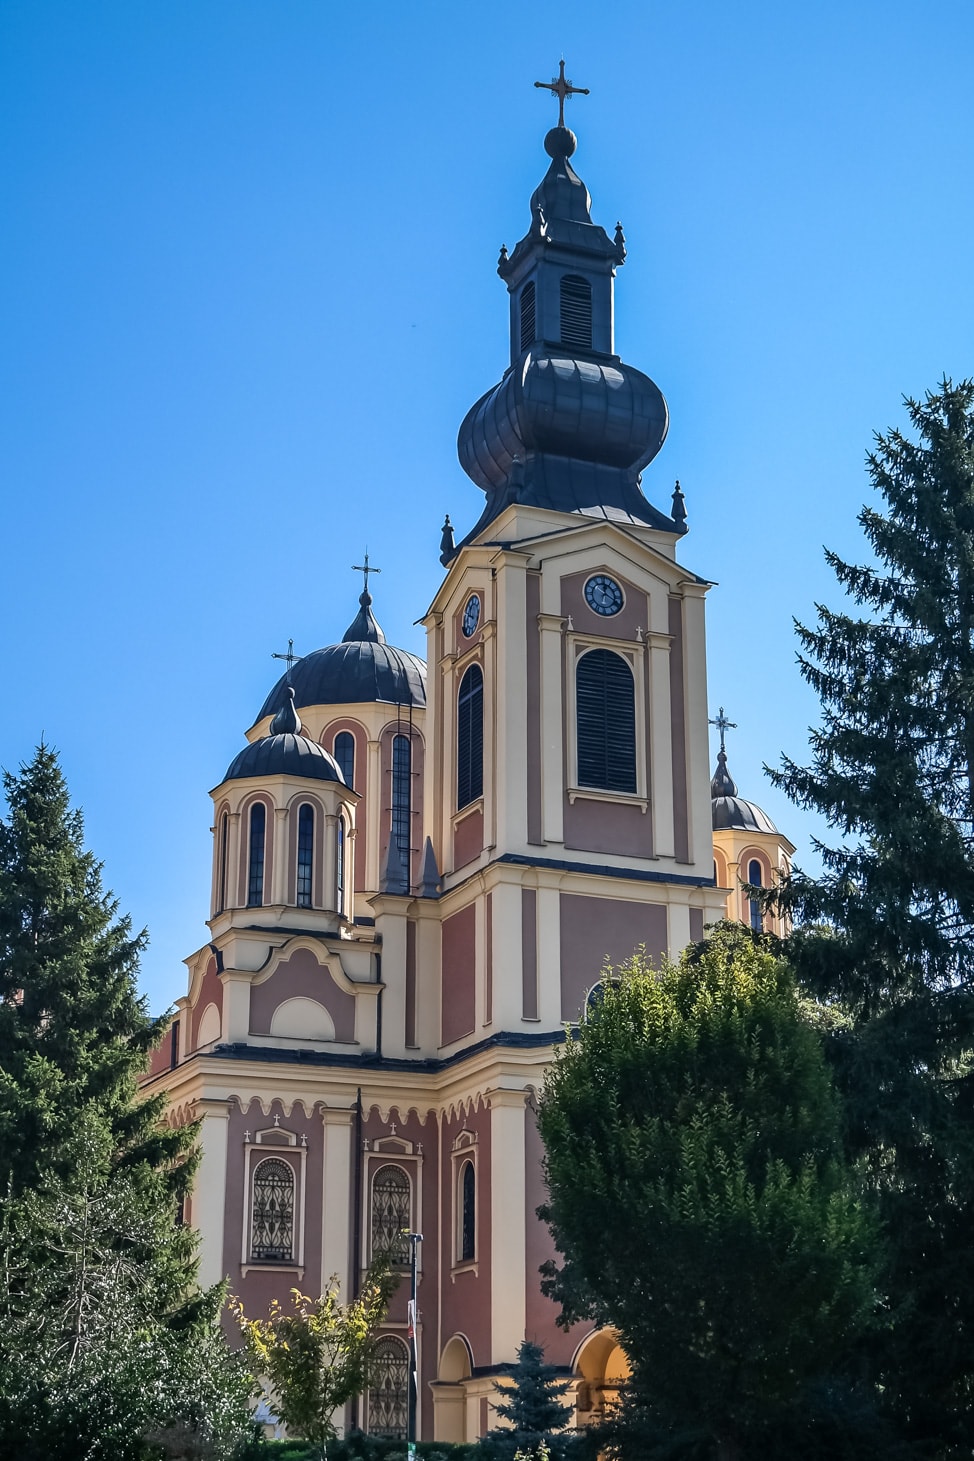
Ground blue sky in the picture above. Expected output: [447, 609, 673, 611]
[2, 1, 973, 1013]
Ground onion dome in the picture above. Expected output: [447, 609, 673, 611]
[256, 589, 427, 724]
[711, 750, 779, 834]
[223, 688, 346, 785]
[454, 114, 678, 549]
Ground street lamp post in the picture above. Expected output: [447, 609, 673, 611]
[405, 1231, 423, 1458]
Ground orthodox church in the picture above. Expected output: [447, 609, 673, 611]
[144, 77, 793, 1445]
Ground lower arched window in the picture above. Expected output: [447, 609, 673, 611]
[247, 803, 266, 907]
[371, 1164, 410, 1266]
[748, 858, 764, 932]
[459, 1160, 476, 1263]
[576, 649, 637, 793]
[296, 804, 314, 908]
[250, 1158, 294, 1263]
[368, 1336, 409, 1440]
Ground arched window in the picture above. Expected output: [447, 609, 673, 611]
[296, 804, 314, 908]
[217, 811, 229, 913]
[368, 1336, 409, 1440]
[459, 1160, 476, 1263]
[247, 803, 266, 907]
[392, 734, 411, 865]
[334, 731, 355, 790]
[749, 858, 764, 932]
[250, 1158, 294, 1263]
[371, 1165, 410, 1266]
[457, 664, 484, 810]
[519, 279, 536, 352]
[336, 816, 346, 912]
[576, 649, 636, 794]
[560, 274, 592, 349]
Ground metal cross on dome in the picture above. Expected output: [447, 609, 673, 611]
[709, 706, 738, 754]
[271, 637, 302, 684]
[534, 59, 589, 129]
[352, 550, 381, 595]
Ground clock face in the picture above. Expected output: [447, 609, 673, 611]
[584, 574, 624, 617]
[462, 594, 481, 637]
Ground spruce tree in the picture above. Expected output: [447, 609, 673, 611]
[484, 1341, 573, 1460]
[770, 378, 974, 1453]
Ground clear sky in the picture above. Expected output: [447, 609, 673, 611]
[2, 1, 973, 1014]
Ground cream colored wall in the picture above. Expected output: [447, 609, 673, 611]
[711, 824, 795, 936]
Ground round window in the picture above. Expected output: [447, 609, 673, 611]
[584, 574, 624, 616]
[462, 594, 481, 637]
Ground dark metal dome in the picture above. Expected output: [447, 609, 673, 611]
[223, 732, 346, 786]
[255, 591, 427, 724]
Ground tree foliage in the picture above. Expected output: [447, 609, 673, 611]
[231, 1259, 397, 1460]
[0, 747, 255, 1459]
[536, 926, 880, 1458]
[483, 1341, 573, 1460]
[769, 379, 974, 1451]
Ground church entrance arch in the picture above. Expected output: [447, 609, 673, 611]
[432, 1334, 473, 1443]
[572, 1329, 631, 1427]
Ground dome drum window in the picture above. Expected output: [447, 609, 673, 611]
[296, 804, 314, 908]
[748, 858, 764, 932]
[247, 803, 266, 907]
[334, 731, 355, 790]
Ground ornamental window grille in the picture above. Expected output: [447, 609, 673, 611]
[457, 664, 484, 810]
[560, 274, 592, 349]
[371, 1165, 410, 1266]
[336, 816, 346, 911]
[247, 803, 266, 907]
[250, 1158, 294, 1263]
[368, 1337, 409, 1440]
[459, 1160, 476, 1262]
[218, 811, 229, 913]
[334, 731, 355, 790]
[576, 649, 637, 794]
[392, 735, 411, 866]
[749, 859, 764, 932]
[519, 280, 536, 352]
[296, 804, 314, 908]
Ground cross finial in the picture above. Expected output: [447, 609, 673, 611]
[534, 59, 589, 129]
[709, 706, 738, 754]
[352, 550, 381, 597]
[272, 637, 302, 684]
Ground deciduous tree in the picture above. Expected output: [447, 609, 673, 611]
[536, 926, 880, 1459]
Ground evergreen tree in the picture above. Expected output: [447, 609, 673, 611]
[0, 744, 192, 1207]
[536, 926, 881, 1460]
[484, 1341, 573, 1460]
[0, 746, 254, 1457]
[770, 379, 974, 1452]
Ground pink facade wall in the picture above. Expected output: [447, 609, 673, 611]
[191, 956, 223, 1050]
[523, 1105, 584, 1362]
[564, 794, 652, 858]
[559, 893, 668, 1020]
[525, 572, 543, 845]
[521, 888, 538, 1019]
[441, 903, 476, 1046]
[249, 946, 356, 1043]
[439, 1101, 492, 1372]
[560, 570, 648, 642]
[453, 805, 484, 870]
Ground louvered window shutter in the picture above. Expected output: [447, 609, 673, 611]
[457, 664, 484, 809]
[576, 649, 637, 793]
[560, 274, 593, 349]
[519, 281, 536, 352]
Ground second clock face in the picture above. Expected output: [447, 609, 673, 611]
[584, 574, 624, 616]
[462, 594, 481, 637]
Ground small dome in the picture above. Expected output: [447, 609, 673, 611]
[255, 590, 427, 724]
[710, 749, 778, 834]
[222, 733, 346, 786]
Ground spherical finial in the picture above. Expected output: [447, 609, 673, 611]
[544, 126, 577, 159]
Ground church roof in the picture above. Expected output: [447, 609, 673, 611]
[710, 749, 779, 835]
[255, 590, 427, 723]
[223, 689, 347, 785]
